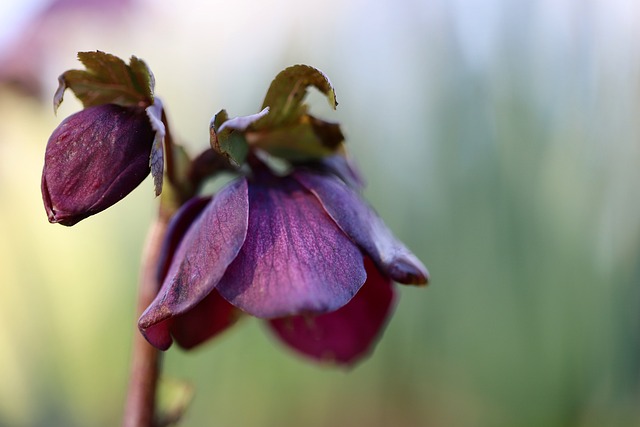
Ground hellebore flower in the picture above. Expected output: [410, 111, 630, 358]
[139, 160, 428, 365]
[42, 103, 155, 226]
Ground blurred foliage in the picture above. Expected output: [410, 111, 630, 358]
[1, 0, 639, 426]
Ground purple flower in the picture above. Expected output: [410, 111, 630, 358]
[139, 162, 428, 365]
[42, 103, 155, 226]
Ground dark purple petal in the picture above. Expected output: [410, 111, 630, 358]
[295, 153, 365, 190]
[138, 178, 249, 350]
[156, 196, 212, 284]
[216, 174, 367, 318]
[41, 104, 154, 226]
[269, 257, 396, 365]
[171, 290, 241, 349]
[294, 171, 429, 285]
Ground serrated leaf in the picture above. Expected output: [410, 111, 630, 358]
[248, 115, 344, 161]
[218, 107, 270, 134]
[211, 109, 229, 133]
[146, 99, 166, 196]
[54, 51, 154, 113]
[209, 65, 345, 164]
[129, 55, 155, 98]
[221, 132, 250, 166]
[258, 65, 337, 128]
[210, 108, 268, 165]
[53, 75, 68, 113]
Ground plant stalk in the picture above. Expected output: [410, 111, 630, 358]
[122, 217, 169, 427]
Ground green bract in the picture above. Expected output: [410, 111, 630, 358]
[211, 65, 345, 164]
[54, 51, 154, 113]
[54, 51, 165, 196]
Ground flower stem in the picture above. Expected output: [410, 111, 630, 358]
[123, 217, 169, 427]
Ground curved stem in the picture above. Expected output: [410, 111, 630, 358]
[123, 217, 169, 427]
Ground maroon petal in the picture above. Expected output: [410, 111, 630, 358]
[42, 104, 154, 226]
[216, 175, 367, 318]
[138, 178, 249, 350]
[294, 171, 429, 285]
[170, 290, 241, 349]
[269, 257, 396, 365]
[295, 153, 365, 190]
[156, 196, 212, 284]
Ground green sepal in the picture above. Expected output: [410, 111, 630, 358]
[211, 65, 345, 164]
[258, 64, 337, 128]
[210, 108, 269, 165]
[248, 115, 344, 161]
[146, 99, 166, 196]
[253, 65, 343, 160]
[54, 51, 154, 113]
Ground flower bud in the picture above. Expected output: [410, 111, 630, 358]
[42, 103, 155, 226]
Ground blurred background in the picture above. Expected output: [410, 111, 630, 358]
[1, 0, 639, 426]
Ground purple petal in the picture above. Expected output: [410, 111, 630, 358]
[138, 178, 249, 350]
[295, 153, 365, 190]
[318, 153, 365, 189]
[269, 257, 396, 365]
[294, 171, 429, 285]
[216, 174, 367, 318]
[171, 290, 241, 349]
[42, 104, 154, 226]
[156, 196, 212, 284]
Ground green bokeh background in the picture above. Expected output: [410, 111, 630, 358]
[1, 1, 639, 426]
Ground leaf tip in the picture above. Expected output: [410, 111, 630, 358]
[146, 101, 166, 197]
[53, 74, 67, 115]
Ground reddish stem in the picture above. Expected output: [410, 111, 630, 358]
[122, 217, 169, 427]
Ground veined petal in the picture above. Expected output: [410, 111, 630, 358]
[140, 196, 212, 350]
[171, 290, 241, 349]
[295, 153, 365, 190]
[156, 196, 212, 285]
[138, 178, 249, 350]
[217, 175, 367, 318]
[269, 257, 396, 365]
[42, 104, 154, 226]
[294, 171, 429, 285]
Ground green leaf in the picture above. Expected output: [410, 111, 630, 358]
[248, 115, 344, 161]
[221, 132, 250, 166]
[209, 65, 345, 164]
[54, 51, 154, 113]
[210, 108, 269, 165]
[146, 99, 166, 196]
[258, 64, 337, 128]
[211, 109, 229, 133]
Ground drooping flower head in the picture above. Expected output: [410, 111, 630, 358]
[41, 51, 165, 226]
[139, 155, 428, 364]
[138, 65, 429, 365]
[42, 103, 154, 225]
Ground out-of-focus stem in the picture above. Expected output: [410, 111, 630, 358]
[122, 104, 231, 426]
[122, 216, 169, 427]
